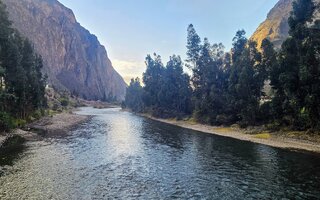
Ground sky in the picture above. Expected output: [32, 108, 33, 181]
[59, 0, 279, 83]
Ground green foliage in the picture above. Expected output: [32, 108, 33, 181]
[0, 112, 15, 132]
[125, 1, 320, 132]
[271, 0, 320, 130]
[124, 77, 144, 113]
[190, 37, 228, 124]
[183, 0, 320, 130]
[160, 55, 192, 114]
[124, 53, 192, 117]
[258, 102, 273, 123]
[13, 119, 26, 128]
[47, 109, 59, 117]
[32, 110, 43, 120]
[185, 27, 265, 126]
[142, 54, 192, 117]
[186, 24, 201, 69]
[0, 0, 46, 132]
[59, 97, 69, 107]
[143, 54, 165, 108]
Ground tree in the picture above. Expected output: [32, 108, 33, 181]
[161, 55, 192, 115]
[271, 0, 320, 129]
[227, 30, 248, 123]
[261, 39, 278, 81]
[186, 24, 201, 69]
[124, 78, 144, 113]
[259, 39, 279, 123]
[3, 34, 25, 117]
[0, 0, 46, 129]
[0, 0, 11, 44]
[191, 36, 228, 124]
[142, 54, 165, 109]
[141, 54, 192, 117]
[225, 30, 264, 126]
[235, 41, 262, 125]
[231, 30, 247, 64]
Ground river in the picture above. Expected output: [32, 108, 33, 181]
[0, 107, 320, 199]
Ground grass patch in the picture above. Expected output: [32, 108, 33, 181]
[253, 133, 271, 139]
[213, 127, 234, 133]
[279, 131, 320, 143]
[47, 109, 60, 117]
[185, 118, 198, 125]
[167, 118, 177, 122]
[13, 119, 27, 128]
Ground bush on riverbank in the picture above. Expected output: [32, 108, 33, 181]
[13, 119, 27, 128]
[0, 112, 15, 133]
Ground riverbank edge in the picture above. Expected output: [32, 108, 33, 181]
[138, 113, 320, 154]
[0, 110, 91, 150]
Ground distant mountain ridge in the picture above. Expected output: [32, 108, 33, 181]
[2, 0, 126, 101]
[251, 0, 320, 50]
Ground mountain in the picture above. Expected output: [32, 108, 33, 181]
[2, 0, 126, 101]
[251, 0, 320, 50]
[251, 0, 293, 50]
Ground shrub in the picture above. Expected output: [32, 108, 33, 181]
[59, 98, 69, 107]
[14, 119, 27, 128]
[32, 110, 43, 120]
[266, 122, 281, 132]
[47, 109, 58, 117]
[258, 102, 273, 123]
[52, 101, 61, 111]
[0, 112, 15, 132]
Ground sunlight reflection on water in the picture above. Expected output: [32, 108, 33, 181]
[0, 107, 320, 199]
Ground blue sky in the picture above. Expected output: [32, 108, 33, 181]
[59, 0, 279, 83]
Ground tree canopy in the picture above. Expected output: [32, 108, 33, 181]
[0, 0, 46, 132]
[124, 0, 320, 131]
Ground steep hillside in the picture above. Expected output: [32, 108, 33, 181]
[251, 0, 320, 49]
[3, 0, 126, 101]
[251, 0, 293, 49]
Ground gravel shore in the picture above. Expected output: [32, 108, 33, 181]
[0, 111, 91, 149]
[28, 112, 91, 136]
[142, 114, 320, 154]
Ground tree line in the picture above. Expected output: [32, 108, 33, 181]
[124, 0, 320, 131]
[0, 0, 46, 132]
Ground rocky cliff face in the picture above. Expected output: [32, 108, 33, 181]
[251, 0, 320, 50]
[251, 0, 293, 50]
[3, 0, 126, 101]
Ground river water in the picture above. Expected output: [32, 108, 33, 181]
[0, 107, 320, 199]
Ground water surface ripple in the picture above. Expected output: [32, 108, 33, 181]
[1, 107, 320, 199]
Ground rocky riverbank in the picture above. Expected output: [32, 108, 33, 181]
[140, 114, 320, 153]
[27, 112, 91, 136]
[0, 111, 91, 150]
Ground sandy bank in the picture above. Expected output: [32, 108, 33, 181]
[28, 112, 91, 136]
[141, 114, 320, 154]
[1, 111, 90, 151]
